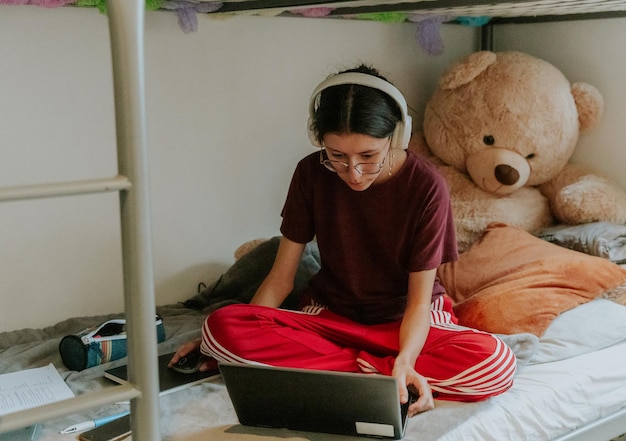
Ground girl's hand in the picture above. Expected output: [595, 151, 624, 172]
[167, 338, 201, 368]
[168, 338, 216, 372]
[392, 361, 435, 416]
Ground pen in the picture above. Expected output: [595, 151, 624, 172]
[59, 411, 130, 434]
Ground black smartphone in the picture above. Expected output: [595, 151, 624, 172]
[171, 350, 203, 374]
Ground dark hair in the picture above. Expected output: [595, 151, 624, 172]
[310, 64, 402, 145]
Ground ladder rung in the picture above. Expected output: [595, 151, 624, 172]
[0, 175, 132, 202]
[0, 384, 141, 433]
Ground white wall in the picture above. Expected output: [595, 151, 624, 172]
[4, 7, 624, 333]
[0, 5, 477, 331]
[494, 18, 626, 190]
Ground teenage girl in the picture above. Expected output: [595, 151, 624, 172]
[170, 65, 516, 416]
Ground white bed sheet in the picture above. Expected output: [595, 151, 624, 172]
[58, 340, 625, 441]
[434, 340, 626, 441]
[25, 304, 626, 441]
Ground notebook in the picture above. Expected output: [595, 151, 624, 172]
[219, 362, 414, 440]
[104, 352, 220, 395]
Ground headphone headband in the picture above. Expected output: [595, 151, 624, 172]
[307, 72, 412, 149]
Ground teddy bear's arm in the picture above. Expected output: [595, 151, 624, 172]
[540, 163, 626, 225]
[441, 166, 553, 252]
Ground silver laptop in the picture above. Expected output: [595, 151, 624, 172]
[219, 362, 414, 439]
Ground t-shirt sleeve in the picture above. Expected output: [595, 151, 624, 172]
[407, 165, 458, 272]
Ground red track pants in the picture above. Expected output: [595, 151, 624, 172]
[201, 295, 516, 402]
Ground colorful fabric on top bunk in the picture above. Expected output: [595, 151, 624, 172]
[0, 0, 488, 54]
[0, 0, 224, 33]
[6, 0, 626, 55]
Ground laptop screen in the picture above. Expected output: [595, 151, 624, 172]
[219, 362, 411, 440]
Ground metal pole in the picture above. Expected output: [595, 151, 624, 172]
[480, 23, 494, 51]
[106, 1, 161, 440]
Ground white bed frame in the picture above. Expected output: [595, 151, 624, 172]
[0, 1, 625, 440]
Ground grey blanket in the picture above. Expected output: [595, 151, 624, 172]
[182, 236, 321, 313]
[537, 221, 626, 264]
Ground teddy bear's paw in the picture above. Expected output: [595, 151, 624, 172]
[452, 186, 554, 252]
[552, 176, 626, 224]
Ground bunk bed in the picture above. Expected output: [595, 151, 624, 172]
[1, 1, 626, 441]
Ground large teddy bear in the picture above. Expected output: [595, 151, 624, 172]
[410, 50, 626, 252]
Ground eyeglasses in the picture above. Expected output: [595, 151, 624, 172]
[319, 147, 388, 175]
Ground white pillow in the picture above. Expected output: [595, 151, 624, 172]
[529, 299, 626, 364]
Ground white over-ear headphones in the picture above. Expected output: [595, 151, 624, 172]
[307, 72, 412, 150]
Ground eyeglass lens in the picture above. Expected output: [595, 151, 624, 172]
[322, 160, 383, 174]
[320, 149, 386, 175]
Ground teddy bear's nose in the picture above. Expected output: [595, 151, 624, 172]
[495, 164, 520, 186]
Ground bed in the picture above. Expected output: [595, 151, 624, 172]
[1, 1, 626, 440]
[2, 223, 626, 441]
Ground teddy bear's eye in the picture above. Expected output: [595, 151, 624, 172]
[483, 135, 495, 146]
[526, 153, 535, 160]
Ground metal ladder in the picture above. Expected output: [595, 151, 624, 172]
[0, 1, 161, 439]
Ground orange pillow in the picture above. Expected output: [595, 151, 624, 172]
[438, 223, 626, 336]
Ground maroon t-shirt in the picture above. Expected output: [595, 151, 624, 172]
[280, 150, 458, 324]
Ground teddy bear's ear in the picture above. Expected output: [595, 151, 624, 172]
[439, 51, 497, 90]
[571, 82, 604, 133]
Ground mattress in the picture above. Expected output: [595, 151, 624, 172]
[140, 340, 626, 441]
[70, 338, 625, 441]
[435, 340, 626, 441]
[5, 299, 622, 441]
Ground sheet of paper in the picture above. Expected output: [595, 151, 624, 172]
[0, 363, 74, 416]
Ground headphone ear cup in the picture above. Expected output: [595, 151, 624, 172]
[307, 117, 322, 147]
[394, 114, 412, 150]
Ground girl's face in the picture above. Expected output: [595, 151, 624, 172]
[322, 132, 391, 191]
